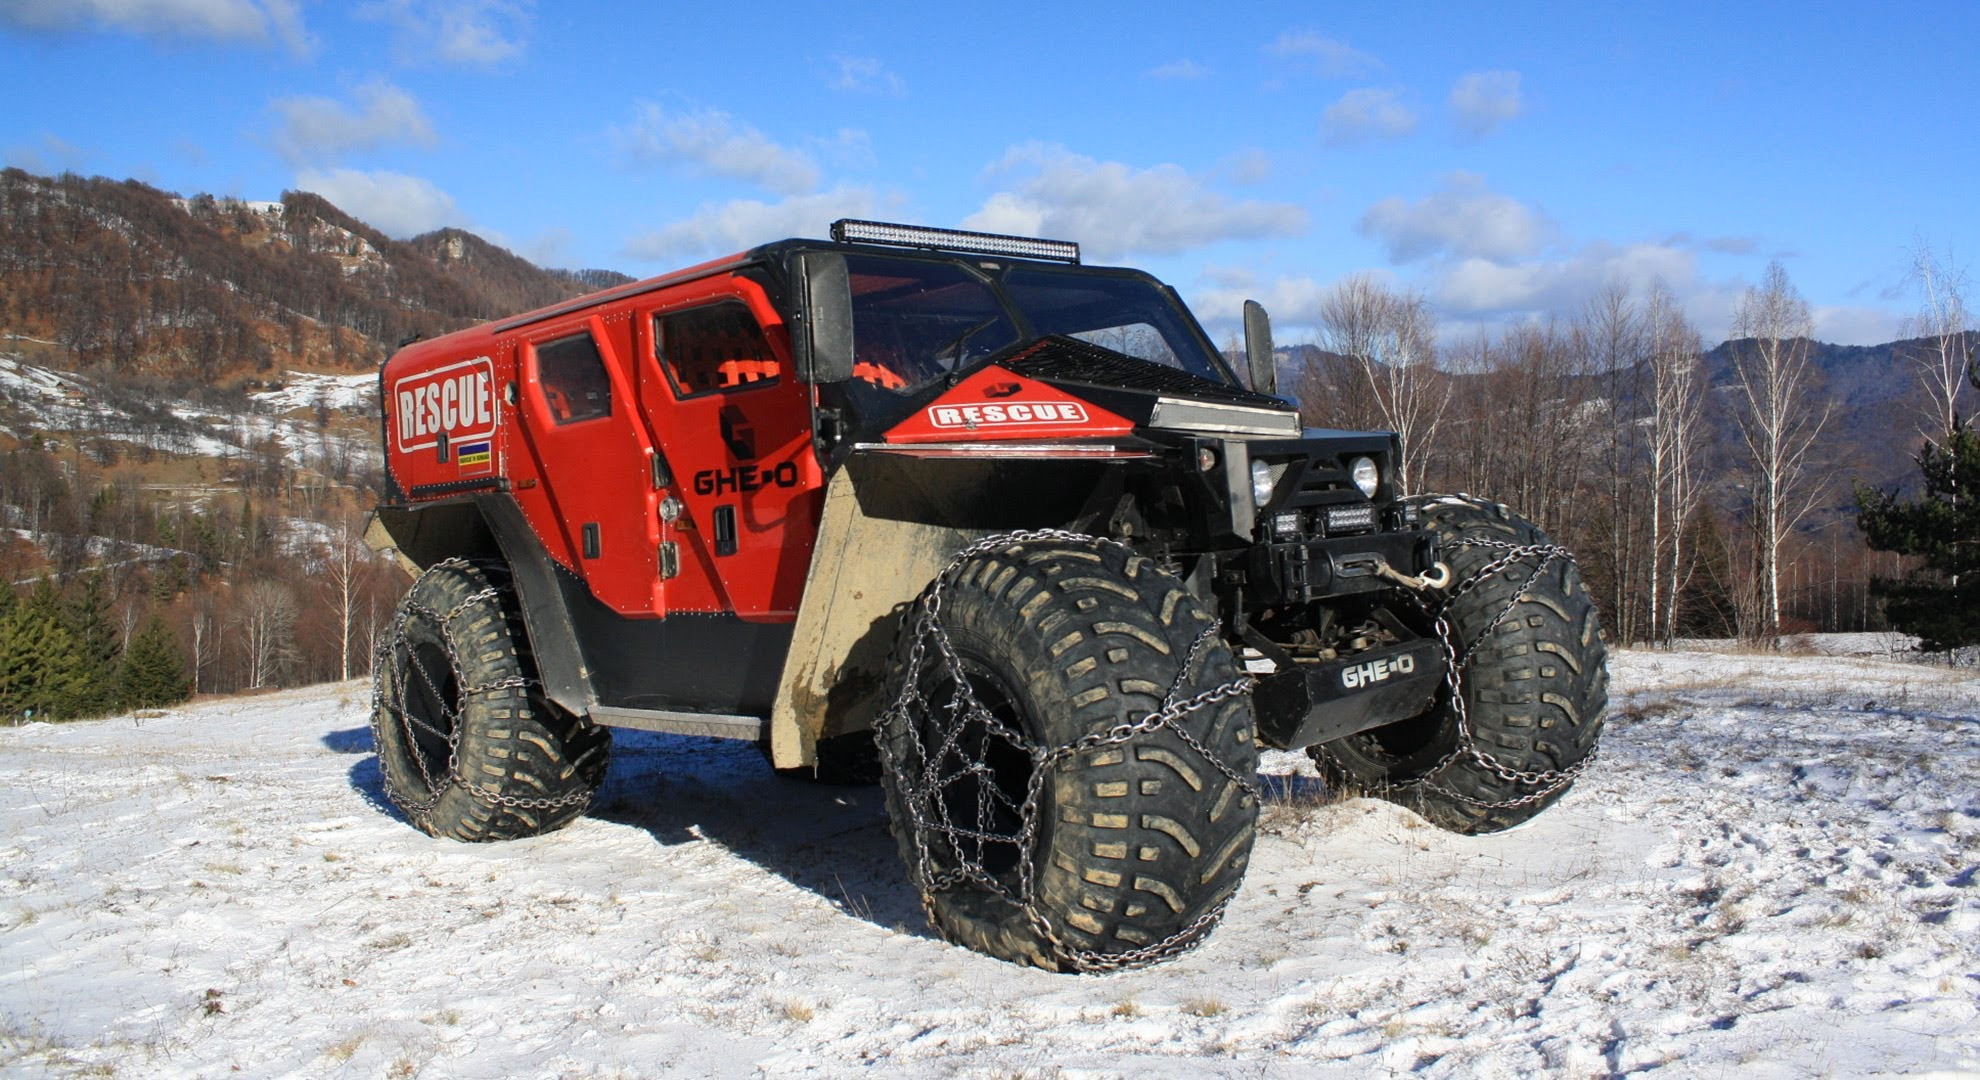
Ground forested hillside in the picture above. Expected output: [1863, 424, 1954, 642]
[0, 169, 629, 716]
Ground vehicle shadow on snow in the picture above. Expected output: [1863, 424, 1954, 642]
[326, 727, 402, 819]
[334, 724, 1330, 944]
[585, 729, 936, 939]
[329, 721, 925, 937]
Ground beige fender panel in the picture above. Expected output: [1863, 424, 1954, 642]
[768, 450, 1109, 768]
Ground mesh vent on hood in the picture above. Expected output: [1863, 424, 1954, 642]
[1000, 336, 1289, 408]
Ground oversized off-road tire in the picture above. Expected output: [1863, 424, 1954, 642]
[1309, 495, 1607, 834]
[877, 536, 1259, 972]
[372, 560, 610, 841]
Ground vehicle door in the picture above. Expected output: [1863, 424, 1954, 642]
[514, 312, 662, 614]
[633, 274, 821, 619]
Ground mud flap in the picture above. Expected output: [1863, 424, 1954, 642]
[767, 450, 1109, 768]
[768, 463, 983, 768]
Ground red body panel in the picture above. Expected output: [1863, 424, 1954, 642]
[381, 263, 822, 622]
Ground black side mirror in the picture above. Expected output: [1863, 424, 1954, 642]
[799, 253, 854, 384]
[1243, 299, 1275, 396]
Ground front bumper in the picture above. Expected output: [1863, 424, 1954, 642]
[1251, 636, 1447, 751]
[1245, 528, 1434, 605]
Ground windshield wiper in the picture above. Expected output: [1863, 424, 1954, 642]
[934, 316, 1000, 367]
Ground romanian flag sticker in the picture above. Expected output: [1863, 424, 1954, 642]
[456, 440, 493, 474]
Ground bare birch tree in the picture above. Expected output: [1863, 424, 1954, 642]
[239, 579, 298, 689]
[1728, 262, 1831, 644]
[1643, 282, 1705, 645]
[1581, 282, 1650, 640]
[1315, 273, 1449, 493]
[1901, 240, 1974, 447]
[319, 512, 370, 682]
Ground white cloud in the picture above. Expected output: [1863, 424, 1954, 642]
[621, 186, 880, 262]
[1358, 173, 1556, 263]
[0, 0, 312, 55]
[294, 167, 469, 238]
[1264, 30, 1381, 77]
[1193, 274, 1330, 332]
[357, 0, 530, 68]
[1145, 59, 1209, 81]
[1320, 88, 1417, 146]
[1433, 243, 1700, 317]
[610, 105, 820, 196]
[1449, 70, 1524, 138]
[962, 144, 1307, 262]
[1218, 148, 1273, 185]
[1189, 265, 1406, 338]
[270, 80, 436, 165]
[829, 54, 905, 96]
[1811, 304, 1901, 347]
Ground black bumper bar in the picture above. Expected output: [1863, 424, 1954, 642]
[1251, 636, 1447, 751]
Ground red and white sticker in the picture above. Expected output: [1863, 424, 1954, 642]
[392, 357, 498, 453]
[884, 364, 1133, 444]
[926, 400, 1090, 429]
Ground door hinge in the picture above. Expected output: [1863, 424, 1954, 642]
[657, 540, 679, 580]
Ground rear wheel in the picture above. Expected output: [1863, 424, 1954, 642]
[1310, 496, 1607, 834]
[371, 559, 610, 841]
[877, 535, 1259, 971]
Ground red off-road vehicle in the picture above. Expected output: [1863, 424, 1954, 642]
[368, 220, 1607, 971]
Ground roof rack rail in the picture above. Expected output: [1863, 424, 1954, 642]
[829, 219, 1080, 264]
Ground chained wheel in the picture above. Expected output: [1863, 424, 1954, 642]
[1310, 495, 1607, 834]
[878, 535, 1259, 972]
[372, 560, 610, 841]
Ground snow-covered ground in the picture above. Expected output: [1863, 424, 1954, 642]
[2, 648, 1975, 1077]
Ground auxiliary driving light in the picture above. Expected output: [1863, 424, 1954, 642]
[1251, 459, 1275, 507]
[1350, 456, 1380, 499]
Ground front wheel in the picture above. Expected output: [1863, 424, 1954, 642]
[877, 534, 1259, 972]
[371, 559, 610, 841]
[1310, 496, 1608, 834]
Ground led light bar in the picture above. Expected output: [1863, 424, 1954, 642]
[1148, 397, 1301, 437]
[830, 219, 1081, 264]
[1325, 504, 1376, 534]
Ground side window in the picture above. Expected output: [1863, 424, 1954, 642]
[537, 332, 612, 424]
[656, 302, 781, 398]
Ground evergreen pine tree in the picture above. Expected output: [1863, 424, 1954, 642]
[0, 602, 90, 721]
[118, 614, 191, 709]
[1855, 426, 1980, 650]
[64, 575, 121, 714]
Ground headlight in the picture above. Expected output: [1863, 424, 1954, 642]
[1250, 459, 1275, 507]
[1350, 456, 1380, 498]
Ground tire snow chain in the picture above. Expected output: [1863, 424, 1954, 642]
[1408, 537, 1600, 808]
[874, 529, 1258, 973]
[370, 557, 596, 817]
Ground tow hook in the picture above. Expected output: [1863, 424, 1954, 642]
[1370, 557, 1452, 592]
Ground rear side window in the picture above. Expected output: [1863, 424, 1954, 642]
[536, 333, 612, 424]
[656, 302, 781, 398]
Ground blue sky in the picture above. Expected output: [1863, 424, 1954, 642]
[3, 1, 1974, 346]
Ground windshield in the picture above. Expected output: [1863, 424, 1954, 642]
[842, 253, 1226, 394]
